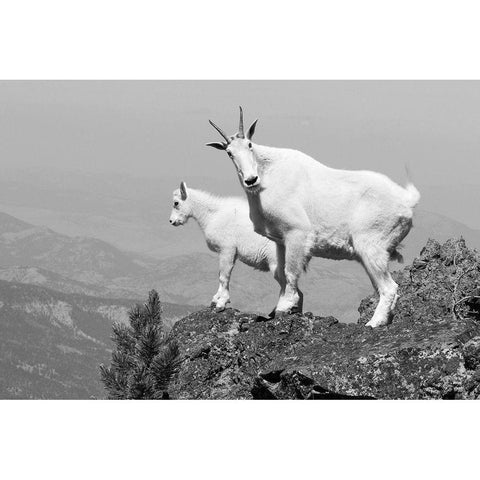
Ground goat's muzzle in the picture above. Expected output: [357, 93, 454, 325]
[244, 176, 259, 188]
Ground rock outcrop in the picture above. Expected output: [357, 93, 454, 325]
[170, 239, 480, 399]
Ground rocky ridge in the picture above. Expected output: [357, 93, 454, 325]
[170, 238, 480, 399]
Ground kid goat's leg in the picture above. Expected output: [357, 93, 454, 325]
[275, 231, 307, 314]
[355, 239, 398, 327]
[212, 249, 236, 311]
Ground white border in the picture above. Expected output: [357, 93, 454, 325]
[1, 400, 479, 479]
[0, 0, 480, 79]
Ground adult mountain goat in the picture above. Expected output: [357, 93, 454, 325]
[169, 182, 290, 312]
[206, 108, 420, 327]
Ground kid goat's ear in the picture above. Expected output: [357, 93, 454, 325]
[205, 142, 227, 150]
[246, 119, 258, 140]
[180, 181, 188, 200]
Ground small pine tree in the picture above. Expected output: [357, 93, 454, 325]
[99, 290, 181, 399]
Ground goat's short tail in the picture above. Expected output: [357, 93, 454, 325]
[404, 164, 421, 208]
[404, 182, 421, 208]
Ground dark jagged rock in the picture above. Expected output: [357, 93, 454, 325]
[170, 238, 480, 399]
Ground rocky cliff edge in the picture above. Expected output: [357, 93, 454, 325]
[170, 238, 480, 399]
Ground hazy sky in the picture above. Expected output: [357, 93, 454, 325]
[1, 81, 479, 225]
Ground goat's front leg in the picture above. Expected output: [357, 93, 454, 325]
[275, 231, 307, 314]
[212, 249, 236, 312]
[268, 245, 287, 318]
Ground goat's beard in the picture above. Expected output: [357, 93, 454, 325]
[244, 184, 262, 195]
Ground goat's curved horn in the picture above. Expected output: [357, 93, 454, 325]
[208, 120, 230, 143]
[238, 106, 245, 138]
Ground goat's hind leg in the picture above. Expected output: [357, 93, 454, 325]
[355, 240, 398, 327]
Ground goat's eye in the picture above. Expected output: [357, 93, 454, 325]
[174, 201, 179, 207]
[227, 151, 233, 158]
[248, 142, 252, 148]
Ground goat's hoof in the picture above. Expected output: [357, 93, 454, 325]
[267, 308, 276, 319]
[286, 305, 302, 315]
[365, 318, 390, 328]
[274, 306, 301, 317]
[214, 305, 226, 313]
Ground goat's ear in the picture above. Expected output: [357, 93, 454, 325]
[205, 142, 227, 150]
[180, 181, 188, 200]
[246, 119, 258, 140]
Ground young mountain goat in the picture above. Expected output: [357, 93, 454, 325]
[169, 182, 290, 312]
[206, 108, 420, 327]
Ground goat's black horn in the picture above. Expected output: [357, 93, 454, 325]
[238, 106, 245, 138]
[208, 119, 230, 143]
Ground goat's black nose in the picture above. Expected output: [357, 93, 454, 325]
[245, 176, 258, 186]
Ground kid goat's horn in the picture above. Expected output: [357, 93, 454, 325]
[208, 119, 230, 143]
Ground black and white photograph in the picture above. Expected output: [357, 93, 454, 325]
[2, 80, 480, 401]
[1, 1, 479, 479]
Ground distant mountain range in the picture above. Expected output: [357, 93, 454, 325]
[0, 265, 121, 298]
[0, 211, 148, 289]
[0, 279, 195, 399]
